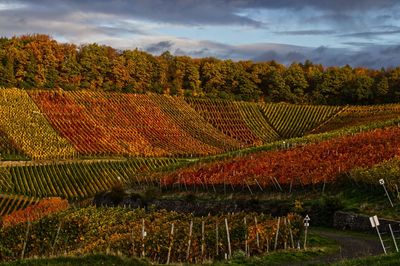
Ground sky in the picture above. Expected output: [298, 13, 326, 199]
[1, 0, 400, 68]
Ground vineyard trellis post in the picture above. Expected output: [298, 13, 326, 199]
[254, 216, 260, 250]
[225, 217, 231, 259]
[166, 223, 174, 264]
[274, 217, 280, 250]
[186, 220, 193, 261]
[51, 220, 63, 256]
[21, 219, 31, 260]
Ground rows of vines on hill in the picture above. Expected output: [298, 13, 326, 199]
[29, 90, 159, 156]
[234, 101, 280, 143]
[0, 194, 39, 216]
[259, 103, 344, 138]
[149, 94, 242, 151]
[0, 158, 180, 199]
[312, 104, 400, 134]
[0, 207, 301, 263]
[0, 89, 76, 160]
[185, 98, 263, 146]
[30, 90, 222, 157]
[350, 157, 400, 192]
[0, 130, 26, 160]
[162, 126, 400, 189]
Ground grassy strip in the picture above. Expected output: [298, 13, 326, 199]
[0, 254, 149, 266]
[330, 252, 400, 266]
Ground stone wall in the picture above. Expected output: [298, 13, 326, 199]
[334, 211, 400, 233]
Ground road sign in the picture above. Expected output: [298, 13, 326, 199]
[369, 215, 380, 228]
[369, 215, 386, 254]
[379, 179, 385, 185]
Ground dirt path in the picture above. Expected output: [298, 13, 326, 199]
[291, 229, 383, 265]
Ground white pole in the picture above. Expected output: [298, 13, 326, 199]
[225, 218, 232, 259]
[376, 225, 386, 254]
[389, 224, 398, 252]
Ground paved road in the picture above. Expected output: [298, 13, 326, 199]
[290, 229, 383, 265]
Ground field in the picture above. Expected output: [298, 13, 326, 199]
[1, 89, 400, 265]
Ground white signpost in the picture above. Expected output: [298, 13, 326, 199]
[379, 179, 394, 207]
[370, 215, 386, 254]
[303, 215, 310, 250]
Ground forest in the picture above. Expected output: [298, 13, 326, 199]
[0, 34, 399, 105]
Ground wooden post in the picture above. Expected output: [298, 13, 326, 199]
[186, 220, 193, 261]
[51, 221, 62, 256]
[274, 217, 281, 250]
[21, 220, 31, 260]
[167, 223, 174, 264]
[201, 220, 205, 260]
[142, 219, 146, 257]
[216, 221, 219, 256]
[304, 225, 308, 250]
[288, 219, 295, 249]
[283, 218, 287, 250]
[254, 179, 263, 192]
[245, 180, 253, 195]
[225, 218, 232, 259]
[254, 217, 260, 250]
[273, 177, 283, 192]
[244, 217, 249, 257]
[131, 228, 136, 257]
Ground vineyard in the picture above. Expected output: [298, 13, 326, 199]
[0, 207, 301, 263]
[0, 89, 397, 160]
[0, 194, 39, 216]
[0, 157, 181, 199]
[162, 126, 400, 189]
[1, 89, 400, 264]
[0, 89, 76, 160]
[259, 103, 344, 138]
[312, 104, 400, 134]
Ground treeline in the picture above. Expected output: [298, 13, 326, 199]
[0, 34, 399, 105]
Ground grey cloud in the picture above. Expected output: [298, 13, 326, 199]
[275, 30, 336, 35]
[145, 41, 173, 53]
[340, 30, 400, 39]
[147, 38, 400, 68]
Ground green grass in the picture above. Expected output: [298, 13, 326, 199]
[211, 230, 338, 266]
[329, 252, 400, 266]
[0, 254, 150, 266]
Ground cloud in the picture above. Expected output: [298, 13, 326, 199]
[0, 0, 399, 69]
[145, 41, 173, 53]
[141, 37, 400, 68]
[275, 30, 336, 35]
[340, 29, 400, 39]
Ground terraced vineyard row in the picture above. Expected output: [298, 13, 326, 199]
[0, 194, 39, 216]
[259, 103, 343, 138]
[185, 98, 262, 146]
[0, 89, 76, 160]
[162, 126, 400, 189]
[312, 104, 400, 133]
[0, 130, 25, 160]
[234, 101, 280, 143]
[150, 94, 242, 151]
[0, 158, 181, 199]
